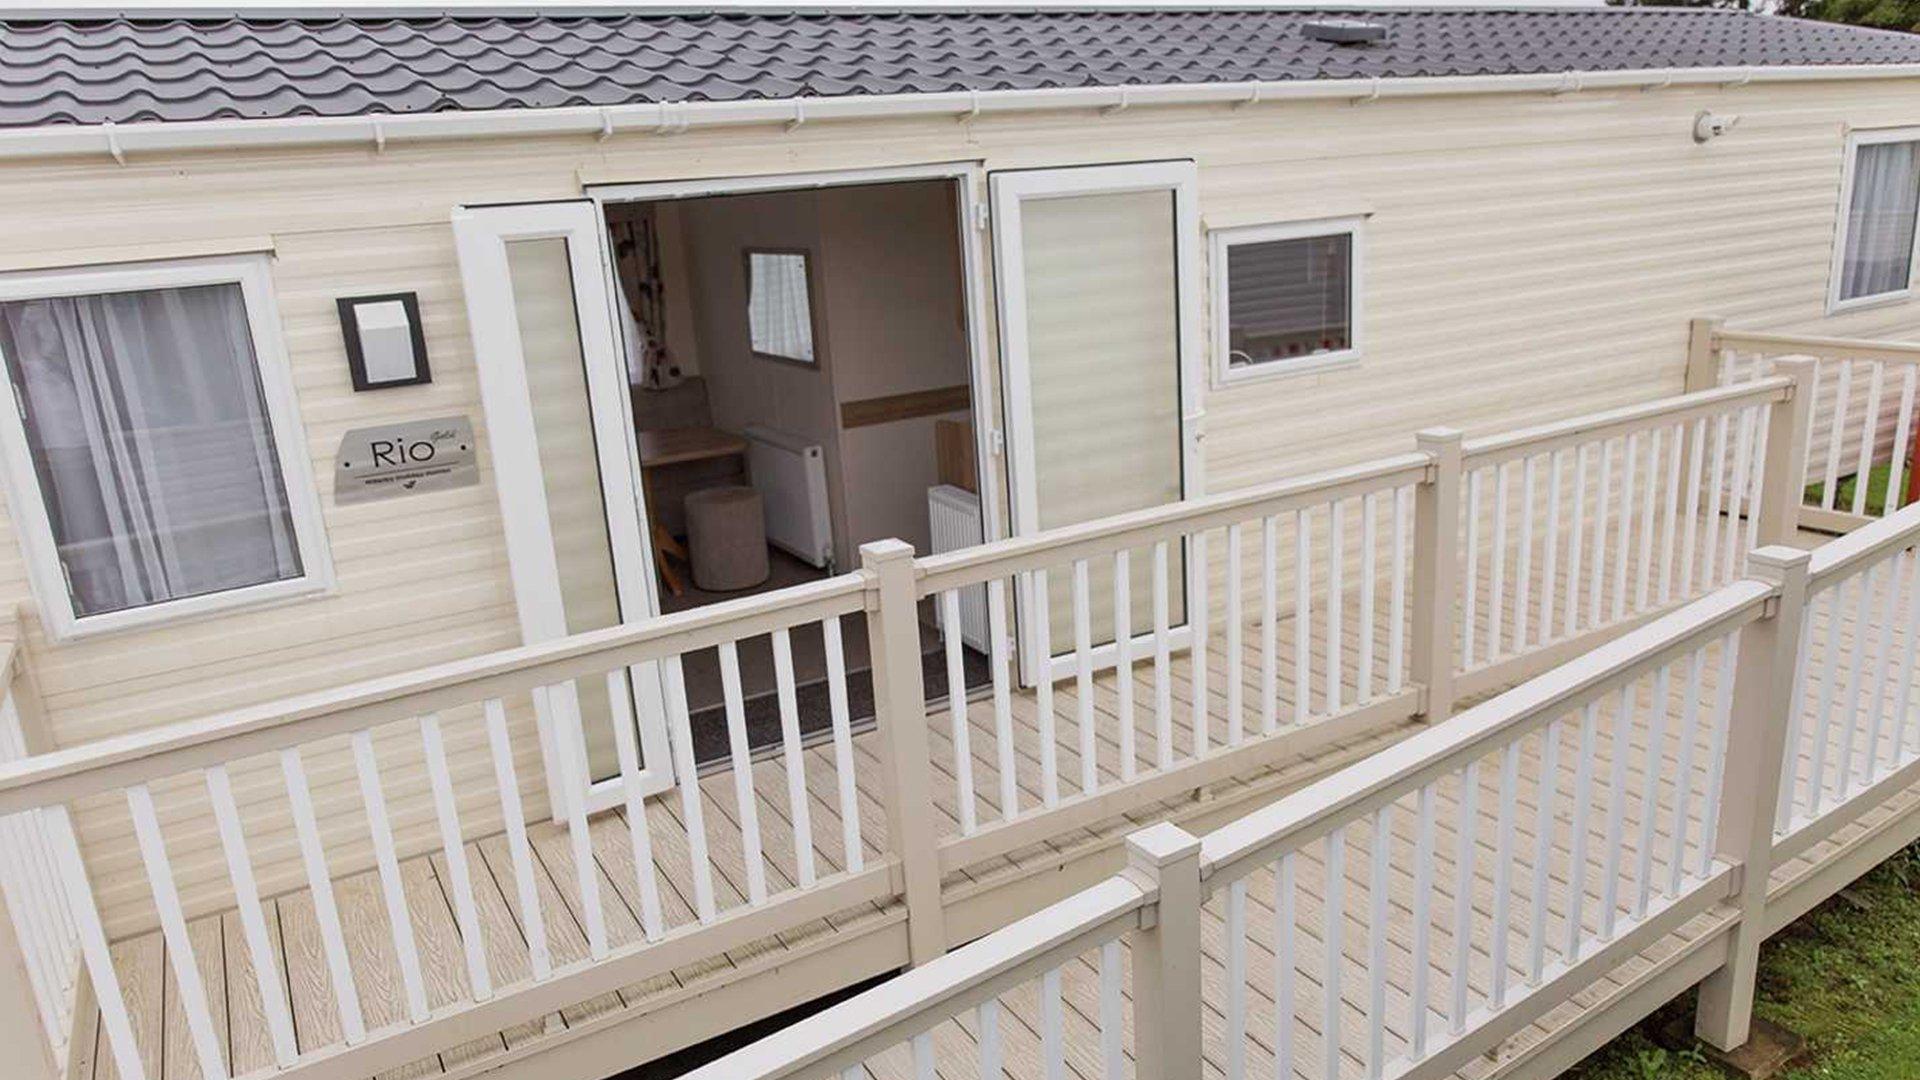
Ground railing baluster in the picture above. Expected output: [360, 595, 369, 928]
[1589, 438, 1614, 629]
[1359, 494, 1378, 702]
[1744, 405, 1769, 556]
[913, 1030, 937, 1080]
[1389, 488, 1409, 695]
[772, 628, 818, 888]
[47, 806, 147, 1080]
[1566, 701, 1599, 961]
[1448, 761, 1479, 1035]
[1227, 523, 1246, 743]
[1776, 606, 1814, 837]
[1528, 719, 1561, 985]
[1030, 568, 1059, 807]
[1154, 541, 1174, 769]
[1115, 551, 1137, 782]
[1659, 422, 1684, 605]
[1463, 469, 1483, 668]
[1822, 360, 1851, 512]
[1226, 877, 1248, 1080]
[1042, 966, 1065, 1080]
[1366, 805, 1390, 1079]
[1542, 450, 1563, 643]
[1839, 568, 1876, 795]
[942, 591, 979, 835]
[1897, 551, 1920, 760]
[1263, 516, 1281, 731]
[1515, 457, 1536, 653]
[1490, 462, 1510, 660]
[1634, 666, 1671, 920]
[1599, 684, 1634, 941]
[1809, 583, 1841, 817]
[719, 642, 769, 905]
[1566, 443, 1588, 637]
[1701, 414, 1730, 587]
[1100, 939, 1125, 1080]
[1327, 502, 1344, 714]
[1637, 428, 1661, 612]
[1722, 407, 1755, 582]
[204, 764, 298, 1065]
[1073, 561, 1097, 793]
[1681, 417, 1706, 598]
[351, 728, 431, 1016]
[988, 577, 1019, 819]
[822, 617, 864, 872]
[1854, 362, 1885, 518]
[1889, 368, 1917, 516]
[1612, 433, 1637, 622]
[421, 712, 500, 987]
[1669, 651, 1706, 896]
[1410, 782, 1435, 1057]
[1275, 852, 1297, 1080]
[482, 698, 551, 978]
[1865, 561, 1902, 783]
[281, 747, 365, 1041]
[127, 783, 228, 1079]
[1295, 507, 1313, 727]
[1323, 828, 1345, 1080]
[1491, 741, 1519, 1008]
[1193, 530, 1212, 757]
[978, 999, 1003, 1079]
[1699, 633, 1741, 879]
[662, 658, 717, 921]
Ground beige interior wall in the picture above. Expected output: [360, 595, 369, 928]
[1, 77, 1918, 934]
[652, 199, 703, 379]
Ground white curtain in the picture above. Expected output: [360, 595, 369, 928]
[1841, 141, 1920, 302]
[747, 252, 816, 363]
[0, 283, 301, 617]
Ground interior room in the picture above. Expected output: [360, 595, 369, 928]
[604, 180, 991, 764]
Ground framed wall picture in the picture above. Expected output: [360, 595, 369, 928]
[338, 292, 432, 390]
[743, 249, 820, 366]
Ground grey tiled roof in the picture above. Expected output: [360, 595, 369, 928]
[3, 8, 1919, 129]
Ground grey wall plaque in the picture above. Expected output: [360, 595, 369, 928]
[335, 416, 479, 504]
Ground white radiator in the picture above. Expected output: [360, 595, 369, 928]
[927, 484, 989, 653]
[745, 426, 834, 569]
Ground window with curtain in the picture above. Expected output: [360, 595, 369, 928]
[0, 277, 311, 624]
[1213, 219, 1361, 383]
[1838, 138, 1920, 305]
[745, 250, 816, 364]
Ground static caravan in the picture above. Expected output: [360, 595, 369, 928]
[4, 8, 1920, 1080]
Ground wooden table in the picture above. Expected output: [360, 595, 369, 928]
[638, 427, 751, 595]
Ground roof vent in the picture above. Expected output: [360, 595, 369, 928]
[1302, 19, 1387, 46]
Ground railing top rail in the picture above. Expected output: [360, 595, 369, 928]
[1807, 499, 1920, 591]
[914, 452, 1432, 596]
[0, 571, 868, 815]
[1714, 328, 1920, 365]
[1197, 577, 1773, 889]
[681, 875, 1150, 1080]
[1461, 377, 1791, 469]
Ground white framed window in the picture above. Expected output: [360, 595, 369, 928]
[1830, 128, 1920, 313]
[1210, 216, 1363, 386]
[744, 248, 818, 365]
[0, 254, 331, 640]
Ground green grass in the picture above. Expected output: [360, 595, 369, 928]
[1564, 841, 1920, 1080]
[1804, 463, 1911, 518]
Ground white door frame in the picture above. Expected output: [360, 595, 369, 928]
[988, 160, 1207, 681]
[452, 199, 674, 818]
[587, 162, 1006, 558]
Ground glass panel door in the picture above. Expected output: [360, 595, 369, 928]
[990, 162, 1204, 679]
[452, 201, 672, 815]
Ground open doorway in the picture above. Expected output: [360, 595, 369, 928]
[602, 178, 993, 767]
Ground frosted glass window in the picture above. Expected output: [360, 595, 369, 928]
[746, 250, 816, 364]
[1839, 139, 1920, 304]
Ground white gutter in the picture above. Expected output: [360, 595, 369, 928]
[7, 63, 1920, 163]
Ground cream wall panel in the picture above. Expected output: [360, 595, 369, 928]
[0, 76, 1917, 934]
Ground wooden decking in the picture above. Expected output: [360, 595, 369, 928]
[72, 518, 1834, 1080]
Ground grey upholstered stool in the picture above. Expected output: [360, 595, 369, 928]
[684, 485, 770, 592]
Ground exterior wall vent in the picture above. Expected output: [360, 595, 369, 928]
[1301, 19, 1387, 45]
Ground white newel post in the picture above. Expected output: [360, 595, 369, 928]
[1685, 317, 1726, 394]
[1410, 428, 1463, 723]
[0, 889, 57, 1080]
[1126, 822, 1203, 1080]
[1758, 357, 1816, 547]
[861, 540, 947, 966]
[1694, 545, 1809, 1050]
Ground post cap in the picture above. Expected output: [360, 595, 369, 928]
[1125, 821, 1202, 871]
[858, 538, 916, 566]
[1747, 545, 1811, 583]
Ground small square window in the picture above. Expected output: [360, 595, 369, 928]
[1833, 133, 1920, 310]
[745, 249, 818, 365]
[1211, 218, 1362, 384]
[0, 255, 331, 638]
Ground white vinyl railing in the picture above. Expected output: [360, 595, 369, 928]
[1697, 319, 1920, 534]
[704, 501, 1920, 1080]
[0, 326, 1824, 1080]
